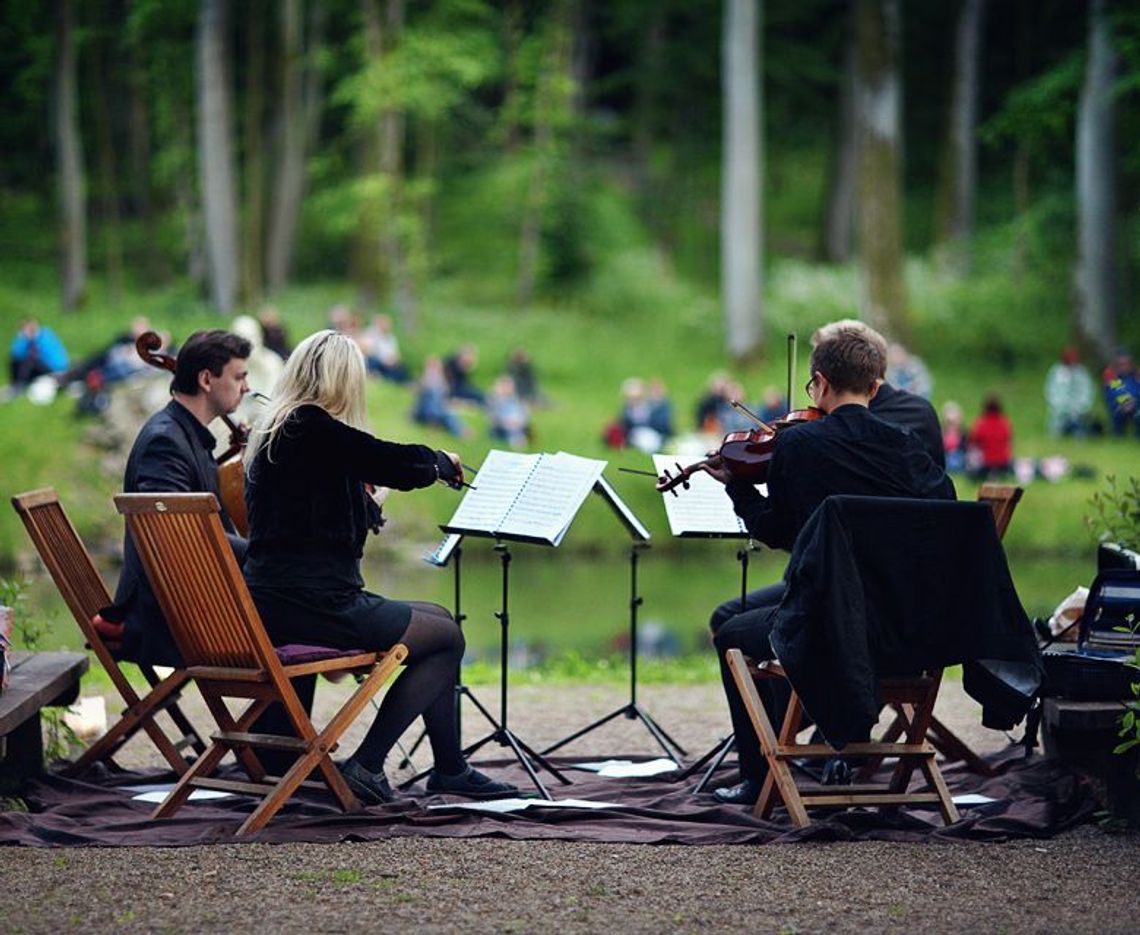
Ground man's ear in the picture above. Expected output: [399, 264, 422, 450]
[868, 379, 881, 401]
[197, 368, 212, 394]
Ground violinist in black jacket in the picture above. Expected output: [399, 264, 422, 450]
[702, 327, 955, 806]
[243, 329, 517, 803]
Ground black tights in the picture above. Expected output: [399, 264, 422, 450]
[350, 602, 466, 776]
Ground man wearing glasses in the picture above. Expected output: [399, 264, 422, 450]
[702, 325, 955, 806]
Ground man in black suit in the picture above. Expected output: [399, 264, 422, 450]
[707, 319, 945, 646]
[703, 327, 955, 805]
[109, 330, 251, 666]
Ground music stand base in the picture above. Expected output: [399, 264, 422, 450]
[679, 733, 737, 794]
[539, 702, 686, 765]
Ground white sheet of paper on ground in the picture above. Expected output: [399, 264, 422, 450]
[570, 758, 678, 778]
[427, 797, 623, 815]
[951, 793, 998, 806]
[127, 785, 234, 804]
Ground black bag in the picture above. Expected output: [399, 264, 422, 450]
[1041, 646, 1136, 701]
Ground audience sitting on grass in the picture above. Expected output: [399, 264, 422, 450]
[1102, 348, 1140, 438]
[1045, 346, 1098, 437]
[486, 374, 531, 448]
[257, 306, 291, 359]
[967, 394, 1014, 481]
[359, 313, 410, 384]
[886, 342, 933, 399]
[506, 347, 547, 407]
[7, 317, 69, 400]
[444, 344, 484, 404]
[412, 356, 470, 437]
[941, 400, 967, 474]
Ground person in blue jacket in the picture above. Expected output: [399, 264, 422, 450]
[8, 318, 69, 391]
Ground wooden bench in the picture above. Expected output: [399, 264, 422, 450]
[0, 650, 89, 792]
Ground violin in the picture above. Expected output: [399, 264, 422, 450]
[655, 404, 823, 495]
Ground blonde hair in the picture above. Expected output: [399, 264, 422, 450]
[244, 329, 368, 468]
[810, 319, 888, 378]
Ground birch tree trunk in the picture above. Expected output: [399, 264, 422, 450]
[197, 0, 239, 312]
[54, 0, 87, 310]
[1075, 0, 1117, 358]
[855, 0, 907, 339]
[721, 0, 763, 359]
[936, 0, 984, 275]
[822, 0, 857, 263]
[266, 0, 325, 295]
[242, 0, 266, 303]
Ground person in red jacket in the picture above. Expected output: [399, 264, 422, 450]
[967, 394, 1014, 481]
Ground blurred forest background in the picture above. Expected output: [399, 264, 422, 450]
[3, 0, 1140, 662]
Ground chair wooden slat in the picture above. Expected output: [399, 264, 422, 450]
[11, 488, 205, 776]
[115, 491, 408, 835]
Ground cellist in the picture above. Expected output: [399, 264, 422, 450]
[701, 325, 956, 806]
[106, 330, 252, 669]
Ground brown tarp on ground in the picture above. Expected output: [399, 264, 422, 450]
[0, 747, 1096, 847]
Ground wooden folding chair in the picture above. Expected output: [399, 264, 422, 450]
[977, 483, 1024, 541]
[114, 492, 407, 835]
[11, 488, 206, 776]
[867, 484, 1026, 778]
[726, 652, 958, 827]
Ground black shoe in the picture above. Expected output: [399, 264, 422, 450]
[712, 778, 761, 805]
[821, 757, 852, 786]
[425, 766, 519, 799]
[341, 759, 397, 805]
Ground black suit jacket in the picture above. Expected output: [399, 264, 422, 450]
[109, 400, 245, 666]
[870, 381, 945, 469]
[769, 496, 1043, 748]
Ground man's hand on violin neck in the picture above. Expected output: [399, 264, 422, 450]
[701, 454, 732, 486]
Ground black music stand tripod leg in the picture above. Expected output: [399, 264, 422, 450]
[540, 543, 686, 765]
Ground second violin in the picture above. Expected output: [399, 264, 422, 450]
[655, 403, 822, 495]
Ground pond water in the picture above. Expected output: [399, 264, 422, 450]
[22, 538, 1087, 661]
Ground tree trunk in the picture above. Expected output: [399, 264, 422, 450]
[382, 0, 415, 327]
[126, 0, 164, 283]
[936, 0, 984, 275]
[721, 0, 763, 359]
[88, 11, 125, 302]
[242, 0, 266, 303]
[822, 0, 857, 263]
[855, 0, 907, 340]
[352, 0, 385, 299]
[266, 0, 325, 295]
[1074, 0, 1117, 358]
[197, 0, 240, 312]
[54, 0, 87, 310]
[516, 0, 576, 307]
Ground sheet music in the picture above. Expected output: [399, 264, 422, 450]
[651, 453, 760, 537]
[442, 450, 606, 545]
[499, 452, 606, 545]
[444, 450, 541, 532]
[423, 532, 463, 567]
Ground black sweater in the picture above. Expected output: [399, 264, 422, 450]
[245, 405, 454, 572]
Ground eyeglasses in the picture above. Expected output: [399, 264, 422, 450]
[804, 373, 817, 400]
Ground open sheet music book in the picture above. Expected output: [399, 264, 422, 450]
[442, 450, 607, 546]
[652, 453, 763, 537]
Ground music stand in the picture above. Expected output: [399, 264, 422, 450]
[539, 476, 687, 765]
[648, 453, 762, 791]
[415, 449, 612, 799]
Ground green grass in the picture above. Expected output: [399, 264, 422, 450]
[2, 230, 1138, 674]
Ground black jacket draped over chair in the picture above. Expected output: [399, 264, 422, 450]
[768, 496, 1044, 749]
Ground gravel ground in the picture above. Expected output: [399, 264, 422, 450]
[4, 679, 1138, 934]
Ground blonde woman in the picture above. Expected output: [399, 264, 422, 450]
[243, 330, 517, 803]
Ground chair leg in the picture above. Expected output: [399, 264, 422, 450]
[725, 650, 809, 827]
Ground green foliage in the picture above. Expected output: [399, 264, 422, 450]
[1086, 475, 1140, 552]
